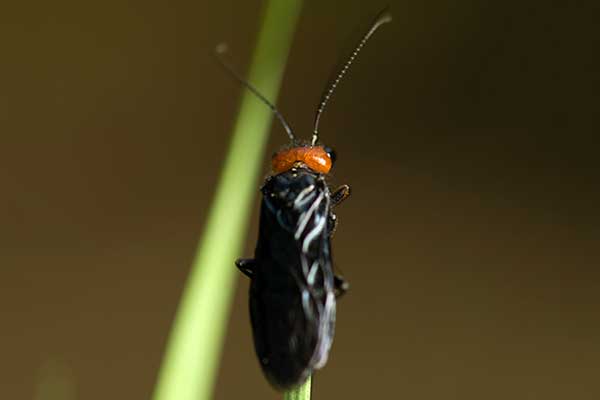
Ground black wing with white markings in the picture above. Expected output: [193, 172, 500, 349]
[249, 167, 336, 390]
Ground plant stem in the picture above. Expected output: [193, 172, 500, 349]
[152, 2, 302, 400]
[284, 377, 312, 400]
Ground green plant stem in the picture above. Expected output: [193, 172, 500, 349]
[284, 377, 312, 400]
[152, 2, 302, 400]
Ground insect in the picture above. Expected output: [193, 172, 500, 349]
[220, 10, 391, 390]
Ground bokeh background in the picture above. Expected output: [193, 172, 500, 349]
[2, 1, 599, 399]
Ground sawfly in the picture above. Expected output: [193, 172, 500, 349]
[218, 9, 391, 390]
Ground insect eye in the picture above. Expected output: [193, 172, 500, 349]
[324, 146, 337, 165]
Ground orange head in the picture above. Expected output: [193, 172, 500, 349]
[272, 146, 336, 174]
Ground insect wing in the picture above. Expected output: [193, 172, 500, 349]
[250, 169, 336, 389]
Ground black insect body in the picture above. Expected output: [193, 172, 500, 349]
[222, 10, 392, 390]
[237, 167, 348, 389]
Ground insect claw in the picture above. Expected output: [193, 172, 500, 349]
[334, 275, 349, 298]
[235, 258, 256, 278]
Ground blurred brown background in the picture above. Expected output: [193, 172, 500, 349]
[2, 1, 599, 399]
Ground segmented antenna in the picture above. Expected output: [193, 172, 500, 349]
[215, 43, 296, 142]
[311, 9, 392, 145]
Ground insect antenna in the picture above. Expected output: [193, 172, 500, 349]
[215, 43, 296, 142]
[311, 9, 392, 146]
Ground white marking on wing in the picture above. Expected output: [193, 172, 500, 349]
[302, 213, 326, 253]
[311, 292, 336, 369]
[294, 191, 324, 240]
[293, 184, 315, 209]
[306, 260, 320, 285]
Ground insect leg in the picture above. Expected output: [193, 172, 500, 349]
[334, 274, 349, 298]
[235, 258, 256, 278]
[331, 184, 351, 207]
[327, 213, 339, 237]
